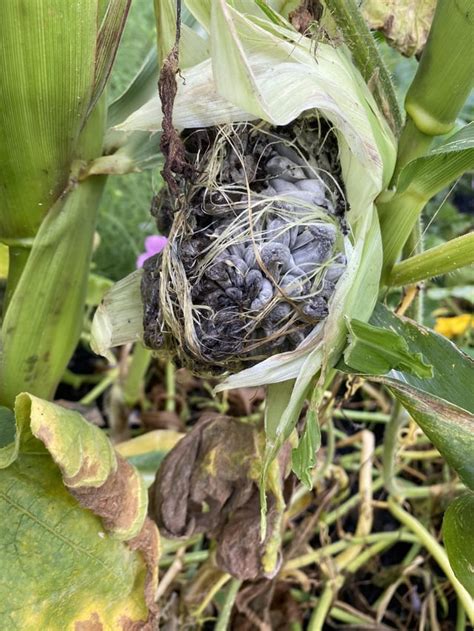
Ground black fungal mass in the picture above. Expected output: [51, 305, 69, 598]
[142, 120, 348, 373]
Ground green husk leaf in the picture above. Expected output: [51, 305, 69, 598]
[0, 393, 159, 628]
[443, 493, 474, 596]
[344, 318, 433, 378]
[91, 270, 144, 360]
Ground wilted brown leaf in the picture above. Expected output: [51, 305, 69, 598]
[149, 414, 289, 580]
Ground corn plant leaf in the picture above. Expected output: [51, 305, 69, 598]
[344, 318, 433, 378]
[154, 0, 209, 70]
[89, 0, 132, 116]
[443, 493, 474, 596]
[0, 176, 107, 408]
[107, 48, 159, 128]
[396, 122, 474, 197]
[0, 0, 129, 240]
[0, 393, 159, 629]
[291, 388, 322, 489]
[340, 303, 474, 490]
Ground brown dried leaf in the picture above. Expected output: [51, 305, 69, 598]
[149, 414, 288, 579]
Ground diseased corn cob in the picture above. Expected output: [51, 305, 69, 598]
[142, 119, 348, 372]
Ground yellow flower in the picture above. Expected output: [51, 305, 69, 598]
[435, 314, 474, 338]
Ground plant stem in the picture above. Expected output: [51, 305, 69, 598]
[123, 343, 152, 407]
[308, 583, 335, 631]
[390, 117, 432, 185]
[388, 497, 474, 623]
[79, 368, 119, 406]
[324, 0, 402, 135]
[383, 401, 407, 496]
[390, 232, 474, 287]
[193, 573, 231, 618]
[215, 578, 242, 631]
[332, 409, 390, 423]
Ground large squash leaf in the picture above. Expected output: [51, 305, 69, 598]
[0, 393, 159, 630]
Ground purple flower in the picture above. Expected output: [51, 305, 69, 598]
[136, 235, 168, 268]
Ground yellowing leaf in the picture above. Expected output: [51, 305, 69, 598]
[361, 0, 436, 57]
[0, 393, 159, 629]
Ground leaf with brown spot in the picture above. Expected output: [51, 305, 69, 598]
[0, 393, 159, 629]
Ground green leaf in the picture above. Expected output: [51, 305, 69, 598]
[292, 389, 322, 489]
[344, 318, 433, 378]
[397, 122, 474, 198]
[88, 0, 132, 116]
[0, 393, 159, 628]
[341, 304, 474, 489]
[443, 493, 474, 596]
[0, 176, 107, 408]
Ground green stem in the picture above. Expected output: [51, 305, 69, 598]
[324, 0, 402, 135]
[390, 117, 432, 185]
[390, 232, 474, 287]
[333, 409, 390, 423]
[215, 578, 242, 631]
[123, 343, 152, 407]
[404, 0, 474, 139]
[388, 497, 474, 623]
[79, 368, 119, 406]
[383, 401, 407, 496]
[308, 583, 335, 631]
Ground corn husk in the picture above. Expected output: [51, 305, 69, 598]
[93, 1, 396, 445]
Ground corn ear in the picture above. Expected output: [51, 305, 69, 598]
[112, 1, 395, 392]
